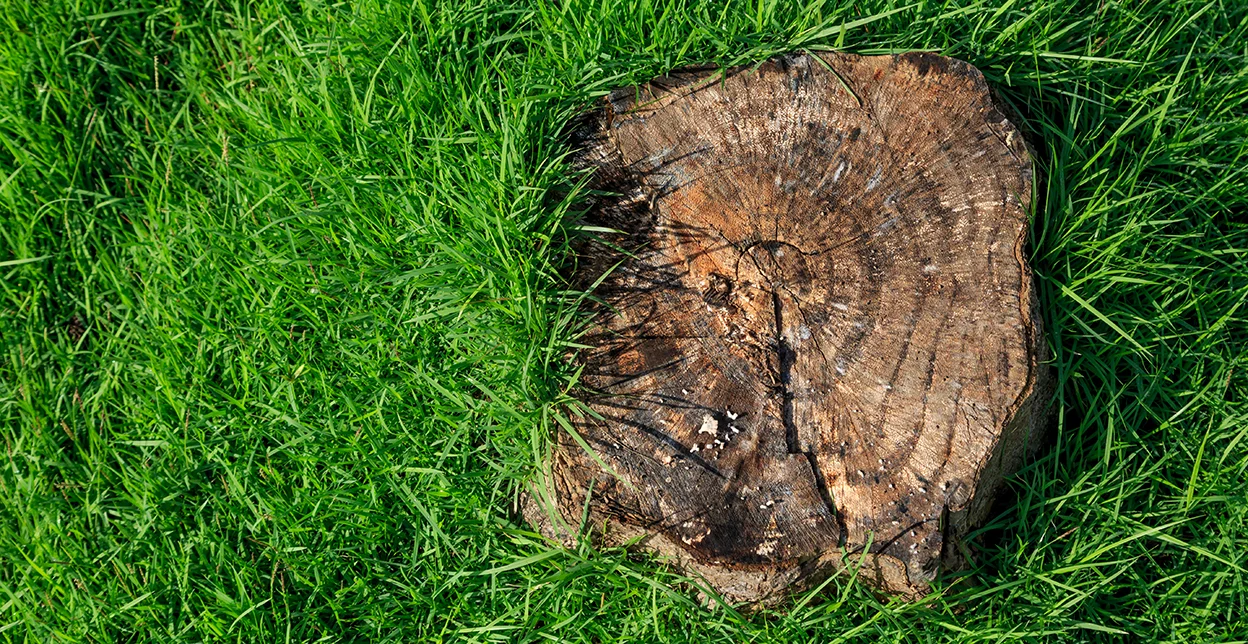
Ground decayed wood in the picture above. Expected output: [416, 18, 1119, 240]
[523, 51, 1052, 605]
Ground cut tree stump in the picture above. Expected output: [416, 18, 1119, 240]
[523, 51, 1052, 605]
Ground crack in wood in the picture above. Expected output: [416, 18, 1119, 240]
[772, 290, 844, 544]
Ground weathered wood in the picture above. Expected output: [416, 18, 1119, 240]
[524, 51, 1051, 604]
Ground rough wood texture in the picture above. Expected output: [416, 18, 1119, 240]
[524, 51, 1052, 604]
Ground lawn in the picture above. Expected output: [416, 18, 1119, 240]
[1, 0, 1246, 641]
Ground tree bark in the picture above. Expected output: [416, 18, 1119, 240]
[524, 51, 1052, 605]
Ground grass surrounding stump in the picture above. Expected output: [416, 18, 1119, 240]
[1, 1, 1246, 641]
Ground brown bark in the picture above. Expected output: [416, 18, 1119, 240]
[524, 51, 1052, 605]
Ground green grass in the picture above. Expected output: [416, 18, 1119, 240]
[1, 0, 1246, 641]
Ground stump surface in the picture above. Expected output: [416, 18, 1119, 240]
[525, 52, 1051, 603]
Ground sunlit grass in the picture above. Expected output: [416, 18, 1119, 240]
[1, 0, 1245, 641]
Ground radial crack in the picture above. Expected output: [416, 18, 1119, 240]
[772, 291, 841, 538]
[772, 291, 800, 453]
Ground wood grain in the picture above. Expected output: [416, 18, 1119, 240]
[524, 51, 1052, 604]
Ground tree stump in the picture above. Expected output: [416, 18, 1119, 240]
[524, 51, 1052, 604]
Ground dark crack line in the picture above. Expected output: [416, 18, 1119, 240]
[772, 291, 844, 545]
[848, 517, 940, 557]
[777, 280, 832, 369]
[772, 291, 798, 453]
